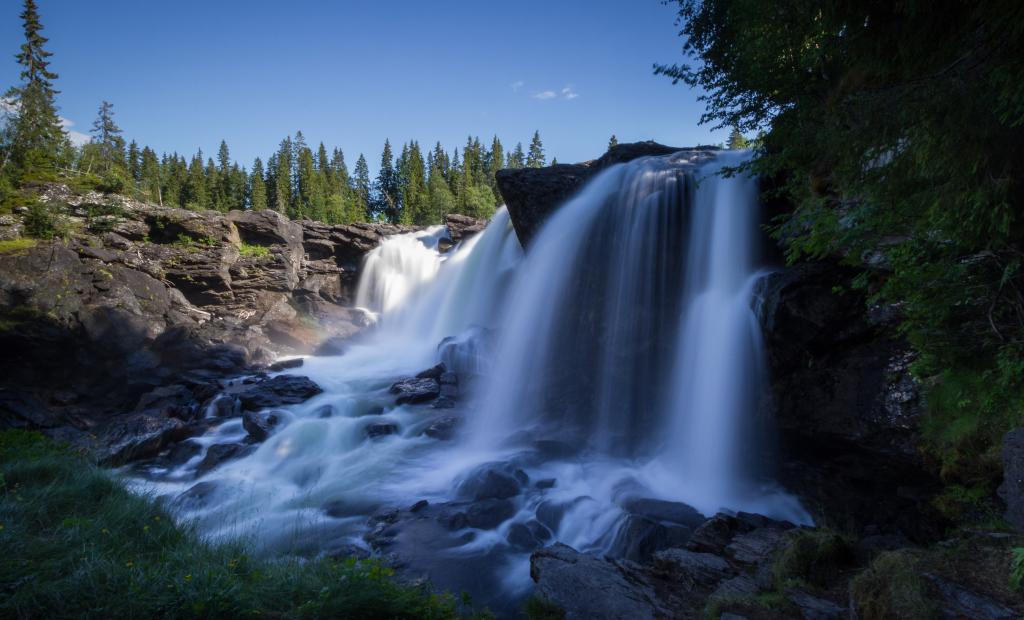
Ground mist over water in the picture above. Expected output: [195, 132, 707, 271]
[137, 151, 809, 609]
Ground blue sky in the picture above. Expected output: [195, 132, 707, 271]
[1, 0, 719, 172]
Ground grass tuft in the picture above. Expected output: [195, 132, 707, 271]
[849, 550, 938, 620]
[0, 238, 37, 255]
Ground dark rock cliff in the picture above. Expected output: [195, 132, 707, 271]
[496, 141, 719, 246]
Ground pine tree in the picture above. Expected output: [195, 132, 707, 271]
[127, 140, 141, 183]
[249, 158, 267, 211]
[270, 136, 292, 214]
[353, 153, 371, 221]
[184, 150, 209, 210]
[507, 142, 525, 169]
[726, 127, 748, 150]
[1, 0, 67, 178]
[88, 101, 126, 174]
[373, 139, 399, 222]
[608, 134, 619, 150]
[139, 146, 161, 204]
[487, 135, 503, 189]
[526, 130, 545, 168]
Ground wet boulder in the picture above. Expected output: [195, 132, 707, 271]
[236, 375, 322, 411]
[457, 463, 522, 501]
[365, 422, 399, 439]
[651, 548, 734, 588]
[195, 442, 254, 476]
[609, 497, 707, 561]
[389, 377, 440, 405]
[423, 416, 460, 440]
[242, 410, 281, 441]
[134, 384, 197, 419]
[529, 543, 669, 620]
[464, 498, 517, 529]
[99, 413, 195, 466]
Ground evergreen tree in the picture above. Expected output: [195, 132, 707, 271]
[400, 141, 428, 225]
[270, 136, 292, 213]
[139, 146, 161, 204]
[127, 140, 140, 182]
[726, 127, 748, 150]
[1, 0, 67, 179]
[249, 158, 267, 211]
[353, 153, 371, 221]
[373, 139, 399, 222]
[507, 142, 525, 169]
[608, 135, 619, 150]
[487, 135, 503, 190]
[87, 100, 125, 175]
[183, 150, 209, 210]
[526, 130, 545, 168]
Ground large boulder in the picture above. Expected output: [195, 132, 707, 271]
[99, 413, 195, 465]
[530, 543, 669, 620]
[496, 142, 717, 246]
[236, 375, 323, 411]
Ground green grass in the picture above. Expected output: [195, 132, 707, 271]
[849, 551, 938, 620]
[773, 529, 854, 589]
[0, 238, 38, 255]
[0, 430, 472, 619]
[238, 242, 271, 259]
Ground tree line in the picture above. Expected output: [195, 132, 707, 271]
[0, 0, 550, 226]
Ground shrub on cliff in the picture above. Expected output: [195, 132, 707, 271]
[0, 430, 473, 619]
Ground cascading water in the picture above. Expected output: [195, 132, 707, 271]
[136, 152, 808, 614]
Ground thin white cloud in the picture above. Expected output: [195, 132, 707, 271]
[2, 98, 90, 146]
[562, 85, 579, 100]
[511, 80, 525, 92]
[60, 117, 90, 146]
[533, 90, 557, 100]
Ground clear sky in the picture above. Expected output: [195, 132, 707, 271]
[1, 0, 720, 172]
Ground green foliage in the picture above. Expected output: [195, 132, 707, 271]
[238, 242, 270, 259]
[0, 430, 470, 619]
[23, 200, 68, 239]
[526, 130, 545, 168]
[523, 596, 565, 620]
[0, 238, 37, 254]
[849, 551, 938, 620]
[773, 530, 854, 589]
[1011, 547, 1024, 593]
[660, 0, 1024, 494]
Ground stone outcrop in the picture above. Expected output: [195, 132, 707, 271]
[495, 141, 719, 246]
[0, 183, 484, 446]
[998, 428, 1024, 531]
[757, 260, 942, 540]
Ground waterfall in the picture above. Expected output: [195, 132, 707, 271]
[142, 152, 807, 612]
[465, 150, 807, 529]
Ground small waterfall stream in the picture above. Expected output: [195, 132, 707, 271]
[136, 151, 808, 612]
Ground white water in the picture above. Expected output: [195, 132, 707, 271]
[137, 152, 808, 609]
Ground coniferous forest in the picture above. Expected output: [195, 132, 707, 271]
[1, 0, 548, 228]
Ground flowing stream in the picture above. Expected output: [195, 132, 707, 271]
[136, 150, 809, 612]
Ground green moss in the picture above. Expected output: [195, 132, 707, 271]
[523, 596, 565, 620]
[703, 590, 796, 620]
[850, 551, 939, 620]
[773, 530, 855, 589]
[0, 430, 473, 619]
[239, 242, 271, 259]
[1011, 547, 1024, 593]
[0, 238, 38, 254]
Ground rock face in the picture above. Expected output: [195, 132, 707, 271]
[495, 141, 718, 246]
[998, 428, 1024, 531]
[757, 260, 939, 539]
[0, 183, 483, 445]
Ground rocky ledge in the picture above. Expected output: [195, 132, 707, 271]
[0, 184, 482, 445]
[496, 141, 719, 246]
